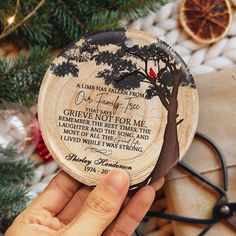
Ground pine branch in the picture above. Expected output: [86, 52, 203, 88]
[17, 21, 53, 46]
[0, 184, 29, 217]
[0, 1, 16, 28]
[0, 0, 54, 48]
[0, 46, 52, 106]
[118, 0, 168, 19]
[0, 159, 35, 185]
[0, 145, 18, 160]
[0, 0, 46, 40]
[0, 0, 168, 49]
[52, 1, 83, 41]
[0, 184, 29, 232]
[0, 145, 35, 185]
[0, 145, 35, 233]
[86, 10, 120, 31]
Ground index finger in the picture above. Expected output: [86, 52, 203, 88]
[104, 177, 165, 236]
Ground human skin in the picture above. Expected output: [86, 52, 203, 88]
[5, 169, 164, 236]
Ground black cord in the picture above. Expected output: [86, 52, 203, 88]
[134, 228, 143, 236]
[145, 132, 228, 235]
[199, 224, 213, 236]
[147, 211, 218, 225]
[195, 132, 228, 191]
[178, 161, 226, 196]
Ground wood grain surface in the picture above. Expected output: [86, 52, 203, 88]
[38, 29, 198, 187]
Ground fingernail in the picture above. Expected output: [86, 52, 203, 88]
[102, 169, 130, 194]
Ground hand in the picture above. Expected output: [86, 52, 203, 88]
[5, 169, 164, 236]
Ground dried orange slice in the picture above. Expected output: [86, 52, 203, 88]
[180, 0, 232, 44]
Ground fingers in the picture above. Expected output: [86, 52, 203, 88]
[61, 169, 129, 236]
[104, 186, 155, 236]
[104, 177, 165, 236]
[150, 177, 165, 191]
[10, 171, 81, 231]
[57, 186, 91, 224]
[27, 171, 81, 216]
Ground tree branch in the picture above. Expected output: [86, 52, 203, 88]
[124, 48, 146, 62]
[115, 69, 151, 84]
[177, 119, 184, 126]
[154, 84, 169, 110]
[160, 82, 171, 100]
[170, 68, 181, 100]
[121, 48, 171, 110]
[144, 59, 148, 76]
[0, 0, 46, 40]
[156, 67, 166, 80]
[58, 0, 84, 28]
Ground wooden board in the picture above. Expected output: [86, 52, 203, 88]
[38, 28, 198, 188]
[164, 67, 236, 235]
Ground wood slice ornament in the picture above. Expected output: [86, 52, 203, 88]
[38, 28, 199, 189]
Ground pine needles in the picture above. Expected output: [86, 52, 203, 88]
[117, 0, 167, 19]
[0, 159, 35, 185]
[0, 46, 52, 106]
[0, 185, 29, 218]
[0, 147, 35, 232]
[0, 0, 168, 49]
[0, 0, 168, 108]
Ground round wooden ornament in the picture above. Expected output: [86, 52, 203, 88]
[38, 28, 198, 188]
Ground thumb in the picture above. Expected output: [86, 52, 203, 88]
[62, 169, 130, 236]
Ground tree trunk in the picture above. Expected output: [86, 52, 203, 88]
[149, 70, 181, 183]
[136, 70, 181, 188]
[150, 96, 179, 182]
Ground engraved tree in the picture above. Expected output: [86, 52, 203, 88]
[51, 29, 196, 185]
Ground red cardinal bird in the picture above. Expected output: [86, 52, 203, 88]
[149, 67, 157, 79]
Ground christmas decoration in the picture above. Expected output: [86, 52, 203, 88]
[38, 28, 198, 188]
[34, 115, 52, 162]
[0, 103, 37, 233]
[0, 0, 168, 49]
[0, 47, 52, 107]
[0, 103, 39, 162]
[0, 155, 35, 233]
[180, 0, 232, 44]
